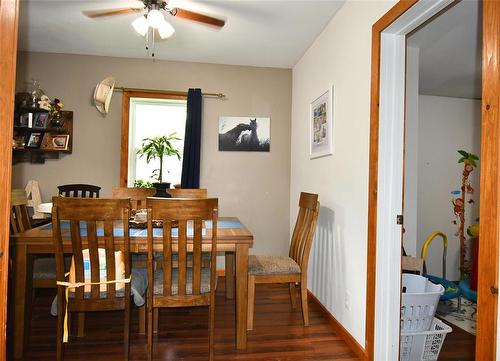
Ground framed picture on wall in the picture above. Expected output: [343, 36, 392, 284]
[218, 116, 270, 152]
[310, 86, 334, 159]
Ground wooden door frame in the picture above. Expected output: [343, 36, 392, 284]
[0, 0, 19, 359]
[366, 0, 499, 360]
[119, 90, 186, 187]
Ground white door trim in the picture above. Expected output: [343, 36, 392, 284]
[374, 1, 454, 359]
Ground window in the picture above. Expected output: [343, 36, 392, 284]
[127, 97, 187, 186]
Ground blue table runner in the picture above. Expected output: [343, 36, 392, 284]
[41, 219, 243, 237]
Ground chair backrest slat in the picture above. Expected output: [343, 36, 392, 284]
[52, 197, 131, 302]
[112, 187, 156, 209]
[147, 198, 218, 301]
[58, 184, 101, 198]
[167, 188, 208, 199]
[161, 220, 173, 296]
[289, 193, 320, 271]
[177, 220, 187, 296]
[69, 220, 85, 299]
[104, 221, 116, 298]
[86, 221, 101, 299]
[192, 219, 203, 295]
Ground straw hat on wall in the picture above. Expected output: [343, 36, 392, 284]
[93, 77, 115, 115]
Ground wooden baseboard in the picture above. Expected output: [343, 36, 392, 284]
[308, 290, 367, 361]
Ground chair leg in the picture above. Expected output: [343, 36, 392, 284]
[247, 275, 255, 331]
[76, 312, 85, 337]
[147, 305, 153, 361]
[138, 305, 146, 335]
[124, 301, 131, 361]
[153, 308, 159, 334]
[208, 292, 216, 361]
[300, 282, 309, 326]
[56, 289, 65, 361]
[289, 283, 297, 309]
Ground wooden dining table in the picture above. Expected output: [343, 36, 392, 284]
[10, 217, 253, 359]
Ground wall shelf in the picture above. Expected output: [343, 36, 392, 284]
[12, 109, 73, 164]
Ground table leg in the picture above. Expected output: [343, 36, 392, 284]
[225, 252, 235, 299]
[12, 245, 30, 359]
[235, 244, 248, 349]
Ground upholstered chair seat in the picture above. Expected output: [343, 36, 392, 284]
[248, 255, 301, 276]
[153, 268, 217, 296]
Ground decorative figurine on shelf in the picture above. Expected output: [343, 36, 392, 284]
[29, 79, 43, 108]
[38, 95, 65, 127]
[451, 150, 479, 279]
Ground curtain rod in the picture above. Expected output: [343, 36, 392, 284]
[114, 86, 226, 99]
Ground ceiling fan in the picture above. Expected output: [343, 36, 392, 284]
[83, 0, 225, 57]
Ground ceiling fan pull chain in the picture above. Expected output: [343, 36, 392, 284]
[152, 29, 155, 59]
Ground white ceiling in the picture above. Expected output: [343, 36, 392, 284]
[408, 0, 482, 99]
[18, 0, 344, 68]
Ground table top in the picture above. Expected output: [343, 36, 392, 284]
[10, 217, 253, 252]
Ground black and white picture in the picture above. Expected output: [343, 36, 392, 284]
[218, 116, 270, 152]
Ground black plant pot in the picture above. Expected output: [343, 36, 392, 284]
[152, 182, 171, 198]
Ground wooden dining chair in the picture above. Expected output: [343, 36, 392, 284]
[247, 192, 319, 331]
[112, 187, 156, 209]
[166, 188, 208, 198]
[52, 197, 132, 361]
[58, 184, 101, 198]
[10, 189, 61, 289]
[146, 197, 218, 361]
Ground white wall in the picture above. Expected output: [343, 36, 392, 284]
[402, 46, 420, 257]
[291, 0, 396, 346]
[416, 95, 481, 281]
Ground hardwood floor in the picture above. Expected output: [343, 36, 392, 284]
[11, 278, 359, 361]
[438, 319, 475, 361]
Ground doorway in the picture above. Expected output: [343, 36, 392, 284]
[366, 0, 500, 360]
[402, 1, 482, 359]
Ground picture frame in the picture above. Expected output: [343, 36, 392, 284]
[33, 112, 50, 129]
[310, 85, 334, 159]
[25, 132, 43, 149]
[218, 116, 271, 152]
[19, 113, 30, 127]
[51, 134, 70, 150]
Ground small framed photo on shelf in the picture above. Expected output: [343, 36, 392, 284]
[33, 112, 49, 129]
[19, 113, 31, 127]
[51, 134, 69, 150]
[25, 132, 44, 149]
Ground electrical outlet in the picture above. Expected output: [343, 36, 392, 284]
[344, 291, 351, 311]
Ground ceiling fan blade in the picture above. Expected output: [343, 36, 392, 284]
[172, 8, 225, 28]
[83, 7, 142, 19]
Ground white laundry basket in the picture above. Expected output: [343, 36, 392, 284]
[401, 274, 444, 332]
[400, 318, 452, 361]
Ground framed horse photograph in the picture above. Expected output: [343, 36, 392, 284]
[218, 116, 270, 152]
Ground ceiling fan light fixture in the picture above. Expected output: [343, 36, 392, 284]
[132, 15, 149, 36]
[147, 9, 164, 29]
[158, 19, 175, 39]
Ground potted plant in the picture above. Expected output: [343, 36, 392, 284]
[137, 133, 181, 197]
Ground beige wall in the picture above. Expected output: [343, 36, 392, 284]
[291, 0, 396, 345]
[14, 51, 292, 256]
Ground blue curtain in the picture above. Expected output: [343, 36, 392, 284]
[181, 88, 202, 188]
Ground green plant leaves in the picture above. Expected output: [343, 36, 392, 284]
[137, 132, 182, 182]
